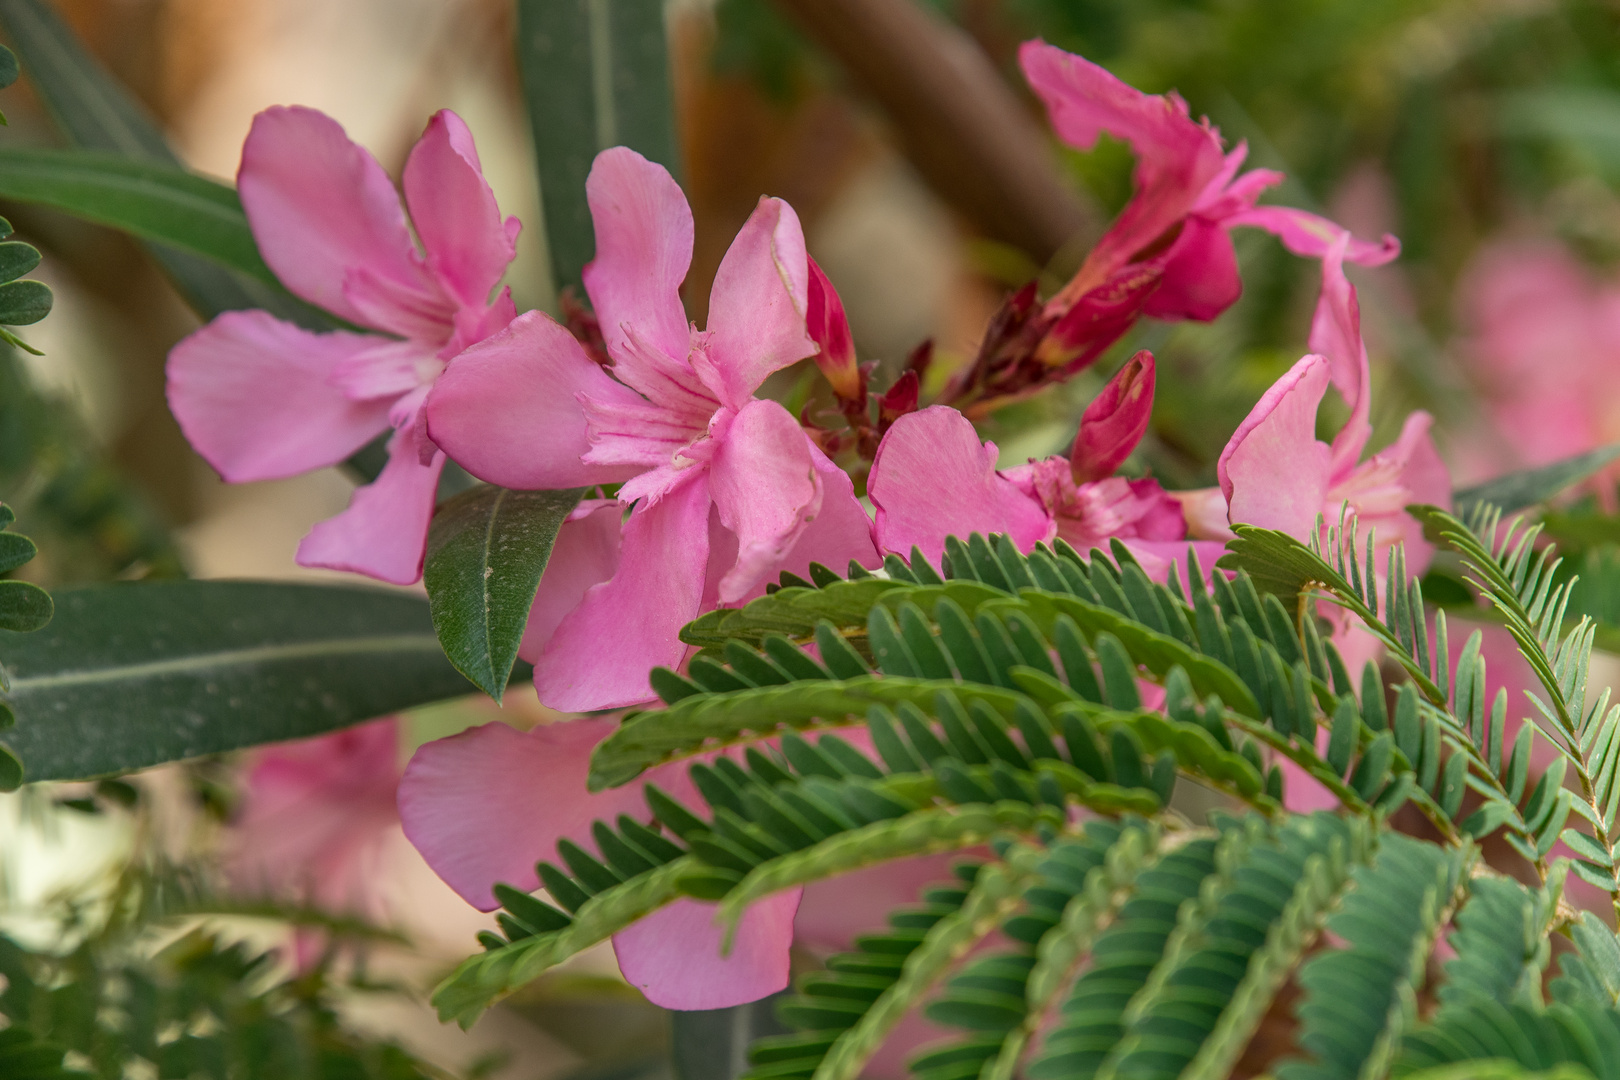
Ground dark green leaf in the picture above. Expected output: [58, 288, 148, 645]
[0, 581, 483, 781]
[0, 277, 48, 325]
[424, 485, 585, 700]
[1453, 444, 1620, 515]
[515, 0, 680, 295]
[0, 239, 38, 282]
[0, 580, 50, 631]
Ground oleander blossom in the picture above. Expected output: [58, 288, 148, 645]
[167, 106, 520, 584]
[424, 147, 878, 711]
[868, 351, 1223, 582]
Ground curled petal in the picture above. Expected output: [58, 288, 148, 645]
[709, 400, 823, 603]
[537, 474, 712, 711]
[868, 406, 1053, 564]
[613, 892, 801, 1010]
[1226, 204, 1400, 266]
[402, 110, 519, 312]
[1072, 350, 1155, 482]
[1311, 235, 1372, 473]
[769, 445, 880, 592]
[296, 423, 443, 585]
[699, 196, 817, 407]
[1217, 354, 1333, 541]
[167, 310, 392, 482]
[583, 147, 694, 367]
[518, 501, 623, 663]
[425, 311, 644, 490]
[1143, 216, 1241, 322]
[238, 106, 448, 337]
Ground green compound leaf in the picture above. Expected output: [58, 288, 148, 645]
[1454, 444, 1620, 516]
[0, 581, 484, 782]
[424, 485, 584, 701]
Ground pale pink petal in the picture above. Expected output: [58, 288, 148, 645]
[795, 854, 961, 952]
[425, 310, 645, 489]
[709, 400, 822, 603]
[1225, 204, 1400, 266]
[1336, 410, 1451, 576]
[167, 310, 393, 482]
[536, 474, 712, 711]
[1217, 354, 1334, 540]
[1072, 351, 1155, 481]
[768, 445, 880, 591]
[698, 196, 817, 406]
[868, 406, 1054, 564]
[613, 891, 801, 1010]
[238, 106, 449, 338]
[402, 110, 518, 311]
[1144, 216, 1241, 321]
[1019, 40, 1224, 289]
[583, 147, 694, 367]
[297, 424, 444, 586]
[518, 501, 623, 663]
[1168, 486, 1235, 543]
[400, 719, 653, 910]
[1122, 539, 1230, 590]
[1311, 237, 1373, 473]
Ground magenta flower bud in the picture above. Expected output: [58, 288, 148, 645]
[807, 257, 861, 400]
[1071, 350, 1155, 481]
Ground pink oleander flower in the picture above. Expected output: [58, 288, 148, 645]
[167, 107, 520, 585]
[1013, 40, 1400, 370]
[226, 718, 403, 966]
[868, 351, 1222, 582]
[1218, 235, 1451, 577]
[424, 147, 877, 711]
[1454, 238, 1620, 503]
[399, 719, 954, 1010]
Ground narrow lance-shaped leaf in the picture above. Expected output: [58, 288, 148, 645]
[1453, 444, 1620, 516]
[0, 581, 489, 782]
[424, 485, 584, 701]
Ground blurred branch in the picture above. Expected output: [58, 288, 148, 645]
[769, 0, 1097, 264]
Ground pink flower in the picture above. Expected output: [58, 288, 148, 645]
[868, 352, 1221, 581]
[425, 148, 877, 711]
[1218, 235, 1451, 576]
[1018, 40, 1399, 358]
[399, 719, 944, 1010]
[1454, 238, 1620, 500]
[226, 718, 404, 965]
[167, 107, 520, 585]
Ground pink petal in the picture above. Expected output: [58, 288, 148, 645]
[1143, 216, 1242, 321]
[1217, 353, 1334, 540]
[613, 891, 801, 1010]
[1019, 40, 1224, 291]
[238, 106, 449, 338]
[1035, 261, 1161, 371]
[402, 110, 519, 312]
[1072, 350, 1155, 482]
[698, 196, 817, 406]
[425, 310, 645, 490]
[518, 500, 623, 662]
[296, 423, 444, 585]
[1226, 204, 1400, 266]
[795, 854, 961, 952]
[167, 310, 393, 482]
[399, 718, 654, 910]
[709, 400, 822, 603]
[807, 257, 860, 399]
[536, 474, 713, 711]
[868, 406, 1054, 565]
[769, 445, 880, 590]
[583, 147, 694, 367]
[1311, 236, 1373, 473]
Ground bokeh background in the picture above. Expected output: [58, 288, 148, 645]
[5, 0, 1620, 1075]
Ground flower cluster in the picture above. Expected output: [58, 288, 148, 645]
[167, 41, 1450, 1012]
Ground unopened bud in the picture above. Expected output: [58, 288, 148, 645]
[807, 257, 861, 400]
[1071, 350, 1155, 482]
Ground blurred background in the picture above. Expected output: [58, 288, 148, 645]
[5, 0, 1620, 1075]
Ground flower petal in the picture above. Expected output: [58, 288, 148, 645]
[425, 310, 644, 489]
[583, 147, 694, 367]
[296, 424, 444, 585]
[518, 501, 623, 663]
[1072, 350, 1155, 482]
[709, 400, 822, 603]
[699, 196, 817, 406]
[536, 474, 712, 711]
[1226, 204, 1400, 266]
[399, 718, 653, 910]
[1217, 353, 1333, 540]
[402, 110, 518, 312]
[1143, 216, 1241, 322]
[770, 444, 880, 591]
[1310, 236, 1373, 473]
[238, 106, 448, 337]
[167, 310, 393, 482]
[806, 256, 860, 399]
[613, 892, 801, 1010]
[868, 406, 1054, 565]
